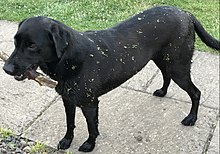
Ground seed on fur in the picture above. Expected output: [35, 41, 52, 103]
[163, 54, 170, 61]
[86, 93, 91, 97]
[124, 45, 128, 49]
[131, 56, 135, 61]
[100, 51, 108, 57]
[156, 19, 160, 22]
[71, 65, 76, 70]
[88, 78, 94, 82]
[120, 58, 125, 64]
[132, 44, 138, 48]
[90, 54, 94, 57]
[137, 30, 143, 34]
[87, 37, 94, 43]
[137, 17, 142, 20]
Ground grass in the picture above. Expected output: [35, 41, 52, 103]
[0, 127, 56, 153]
[0, 0, 219, 52]
[30, 141, 46, 154]
[0, 128, 12, 139]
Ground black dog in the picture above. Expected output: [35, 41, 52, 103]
[3, 6, 220, 152]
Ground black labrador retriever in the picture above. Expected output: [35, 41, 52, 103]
[3, 6, 220, 152]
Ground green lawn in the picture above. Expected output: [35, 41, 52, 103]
[0, 0, 219, 52]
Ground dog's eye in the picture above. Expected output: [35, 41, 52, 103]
[26, 42, 37, 49]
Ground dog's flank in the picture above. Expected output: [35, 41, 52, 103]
[3, 5, 220, 152]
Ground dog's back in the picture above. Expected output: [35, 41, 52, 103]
[81, 6, 195, 96]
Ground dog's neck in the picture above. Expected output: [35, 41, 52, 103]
[39, 61, 60, 81]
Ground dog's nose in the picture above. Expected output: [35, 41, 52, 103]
[3, 63, 15, 75]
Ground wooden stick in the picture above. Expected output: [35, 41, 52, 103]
[0, 50, 57, 88]
[0, 50, 9, 61]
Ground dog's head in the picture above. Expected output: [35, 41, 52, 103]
[3, 16, 70, 80]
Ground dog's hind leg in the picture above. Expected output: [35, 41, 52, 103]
[168, 43, 201, 126]
[170, 68, 201, 126]
[58, 98, 76, 150]
[79, 98, 99, 152]
[153, 55, 171, 97]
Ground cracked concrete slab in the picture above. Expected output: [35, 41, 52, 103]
[0, 41, 14, 55]
[0, 61, 57, 134]
[0, 21, 17, 55]
[207, 118, 220, 154]
[0, 20, 17, 42]
[22, 87, 218, 154]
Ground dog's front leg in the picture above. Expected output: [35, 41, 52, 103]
[58, 97, 76, 150]
[78, 101, 99, 152]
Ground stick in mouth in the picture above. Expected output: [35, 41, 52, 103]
[0, 50, 57, 88]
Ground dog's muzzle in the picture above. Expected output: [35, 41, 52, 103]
[3, 63, 38, 81]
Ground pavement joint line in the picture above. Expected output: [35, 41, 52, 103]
[200, 104, 220, 111]
[20, 94, 60, 134]
[120, 86, 219, 111]
[120, 85, 190, 104]
[202, 113, 219, 154]
[144, 68, 160, 90]
[120, 84, 153, 95]
[199, 87, 219, 110]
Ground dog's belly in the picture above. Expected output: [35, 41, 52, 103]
[96, 50, 153, 96]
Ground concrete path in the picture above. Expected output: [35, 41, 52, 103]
[0, 20, 219, 154]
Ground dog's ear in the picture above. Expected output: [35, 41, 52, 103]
[49, 23, 69, 58]
[18, 18, 27, 28]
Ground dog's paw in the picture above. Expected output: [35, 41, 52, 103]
[153, 89, 167, 97]
[78, 141, 95, 152]
[57, 138, 72, 150]
[181, 114, 197, 126]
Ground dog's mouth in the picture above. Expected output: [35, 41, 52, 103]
[14, 64, 38, 81]
[14, 73, 27, 81]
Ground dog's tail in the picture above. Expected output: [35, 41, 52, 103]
[191, 14, 220, 51]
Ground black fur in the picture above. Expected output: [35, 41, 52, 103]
[3, 6, 220, 152]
